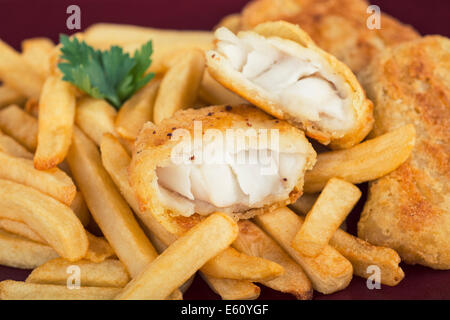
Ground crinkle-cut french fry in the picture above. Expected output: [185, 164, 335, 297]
[0, 105, 38, 151]
[254, 207, 353, 294]
[0, 150, 76, 205]
[34, 75, 76, 170]
[0, 179, 88, 261]
[75, 97, 117, 146]
[153, 49, 205, 124]
[199, 70, 247, 105]
[234, 220, 312, 300]
[304, 125, 416, 193]
[0, 85, 25, 108]
[0, 230, 58, 269]
[0, 280, 121, 300]
[67, 127, 159, 278]
[84, 23, 213, 74]
[201, 246, 284, 281]
[0, 129, 33, 159]
[100, 134, 259, 298]
[0, 39, 43, 99]
[26, 258, 130, 288]
[115, 79, 160, 141]
[116, 213, 238, 300]
[70, 191, 91, 227]
[21, 37, 54, 78]
[0, 219, 45, 244]
[292, 178, 361, 257]
[330, 229, 405, 286]
[289, 193, 318, 215]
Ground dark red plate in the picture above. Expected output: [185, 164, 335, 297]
[0, 0, 449, 300]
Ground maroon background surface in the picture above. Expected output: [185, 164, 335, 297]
[0, 0, 449, 300]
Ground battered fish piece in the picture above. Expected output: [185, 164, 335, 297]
[130, 105, 316, 235]
[358, 36, 450, 269]
[240, 0, 420, 74]
[206, 22, 373, 149]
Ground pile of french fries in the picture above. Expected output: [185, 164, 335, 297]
[0, 23, 415, 300]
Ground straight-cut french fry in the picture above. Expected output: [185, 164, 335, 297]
[0, 179, 88, 261]
[0, 219, 45, 244]
[0, 230, 58, 269]
[85, 232, 116, 263]
[0, 150, 76, 205]
[292, 178, 361, 257]
[289, 193, 318, 215]
[24, 97, 39, 117]
[70, 191, 91, 227]
[117, 212, 238, 300]
[0, 105, 38, 151]
[153, 49, 205, 123]
[0, 85, 25, 108]
[199, 70, 247, 106]
[201, 247, 284, 281]
[75, 97, 117, 146]
[0, 39, 43, 99]
[304, 125, 416, 193]
[21, 37, 54, 78]
[0, 280, 121, 300]
[330, 229, 404, 286]
[26, 258, 130, 288]
[67, 127, 159, 277]
[84, 23, 213, 74]
[234, 221, 312, 300]
[254, 207, 353, 294]
[115, 79, 160, 141]
[0, 129, 33, 159]
[100, 133, 258, 299]
[34, 75, 76, 169]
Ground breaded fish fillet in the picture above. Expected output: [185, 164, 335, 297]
[206, 22, 374, 149]
[129, 105, 316, 236]
[239, 0, 420, 74]
[357, 36, 450, 269]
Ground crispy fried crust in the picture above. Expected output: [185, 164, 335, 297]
[358, 36, 450, 269]
[129, 105, 316, 236]
[240, 0, 420, 74]
[207, 21, 374, 149]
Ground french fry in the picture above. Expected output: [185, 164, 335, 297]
[0, 129, 33, 159]
[85, 232, 116, 263]
[26, 258, 130, 288]
[0, 179, 88, 261]
[0, 150, 76, 205]
[0, 39, 43, 99]
[201, 247, 284, 281]
[254, 207, 353, 294]
[292, 178, 361, 257]
[100, 133, 259, 299]
[115, 79, 160, 141]
[0, 219, 45, 244]
[330, 229, 404, 286]
[24, 97, 39, 117]
[304, 125, 416, 193]
[66, 127, 159, 277]
[75, 97, 117, 146]
[0, 105, 38, 151]
[0, 230, 58, 269]
[34, 75, 76, 169]
[0, 280, 121, 300]
[101, 133, 283, 282]
[199, 71, 247, 105]
[234, 220, 312, 300]
[153, 49, 205, 124]
[0, 85, 25, 108]
[116, 212, 238, 300]
[70, 191, 91, 227]
[289, 193, 318, 215]
[21, 37, 54, 78]
[84, 23, 213, 74]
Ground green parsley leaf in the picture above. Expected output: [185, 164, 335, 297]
[57, 34, 155, 109]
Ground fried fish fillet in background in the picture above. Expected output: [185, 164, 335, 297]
[130, 105, 316, 236]
[358, 36, 450, 269]
[239, 0, 420, 74]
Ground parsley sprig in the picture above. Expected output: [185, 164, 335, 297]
[58, 34, 154, 109]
